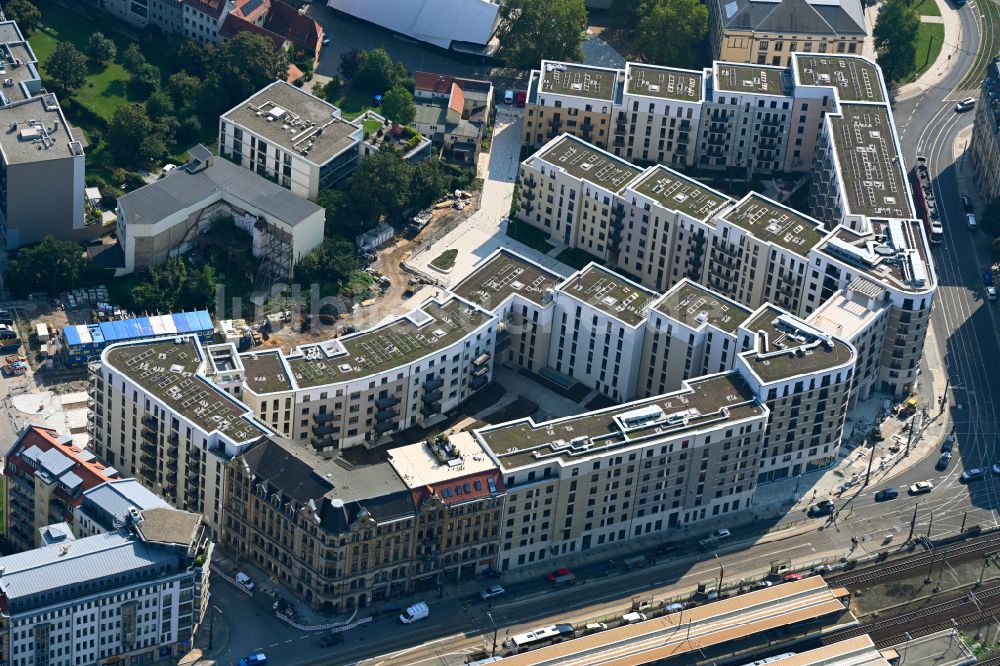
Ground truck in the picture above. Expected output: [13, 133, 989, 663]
[399, 601, 429, 624]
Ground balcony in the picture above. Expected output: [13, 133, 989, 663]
[312, 424, 336, 436]
[473, 364, 489, 377]
[376, 406, 398, 421]
[314, 437, 335, 448]
[422, 390, 443, 404]
[423, 376, 444, 391]
[141, 427, 157, 443]
[375, 420, 396, 434]
[470, 375, 488, 391]
[420, 403, 442, 417]
[376, 395, 400, 409]
[472, 353, 491, 367]
[313, 412, 336, 424]
[549, 117, 562, 129]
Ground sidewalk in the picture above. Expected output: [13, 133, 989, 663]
[895, 0, 966, 101]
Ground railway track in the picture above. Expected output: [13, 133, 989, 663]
[820, 582, 1000, 647]
[828, 535, 1000, 588]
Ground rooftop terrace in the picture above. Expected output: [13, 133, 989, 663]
[241, 349, 293, 395]
[654, 280, 751, 333]
[285, 296, 493, 388]
[742, 307, 855, 382]
[451, 249, 563, 311]
[629, 165, 730, 220]
[721, 192, 827, 255]
[538, 61, 618, 102]
[625, 64, 703, 102]
[104, 339, 268, 443]
[537, 134, 642, 192]
[476, 373, 765, 470]
[796, 55, 884, 103]
[829, 104, 912, 219]
[222, 80, 361, 165]
[715, 63, 787, 96]
[558, 264, 657, 327]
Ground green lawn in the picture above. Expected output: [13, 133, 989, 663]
[913, 23, 945, 79]
[331, 88, 383, 120]
[556, 247, 603, 270]
[506, 219, 555, 254]
[362, 118, 384, 137]
[430, 249, 458, 271]
[910, 0, 941, 17]
[30, 0, 171, 122]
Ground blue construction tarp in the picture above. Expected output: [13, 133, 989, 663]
[99, 321, 120, 342]
[196, 311, 213, 332]
[63, 326, 81, 347]
[136, 317, 154, 337]
[113, 320, 130, 340]
[173, 313, 192, 333]
[89, 325, 105, 348]
[184, 312, 201, 332]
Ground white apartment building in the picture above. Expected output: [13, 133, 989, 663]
[0, 508, 210, 666]
[220, 81, 364, 201]
[89, 337, 272, 534]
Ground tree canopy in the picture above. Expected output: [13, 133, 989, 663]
[6, 236, 86, 298]
[294, 238, 361, 296]
[874, 0, 920, 83]
[45, 42, 88, 94]
[339, 47, 367, 80]
[215, 32, 288, 104]
[497, 0, 587, 69]
[355, 47, 395, 93]
[86, 32, 117, 63]
[126, 257, 217, 313]
[380, 84, 416, 126]
[107, 104, 153, 166]
[634, 0, 708, 69]
[5, 0, 40, 34]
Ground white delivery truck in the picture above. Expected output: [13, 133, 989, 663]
[399, 602, 429, 624]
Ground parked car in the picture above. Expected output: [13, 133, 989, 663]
[235, 571, 255, 592]
[783, 573, 805, 582]
[751, 580, 774, 589]
[622, 612, 647, 624]
[955, 97, 977, 112]
[963, 195, 974, 213]
[479, 585, 505, 601]
[875, 487, 899, 501]
[989, 286, 998, 301]
[968, 213, 978, 230]
[909, 481, 934, 494]
[546, 568, 573, 581]
[711, 528, 731, 539]
[985, 270, 994, 287]
[942, 434, 955, 452]
[0, 310, 14, 326]
[936, 451, 952, 470]
[238, 654, 267, 666]
[504, 89, 514, 104]
[585, 622, 608, 633]
[961, 468, 986, 483]
[318, 634, 344, 647]
[992, 464, 1000, 475]
[399, 602, 430, 624]
[322, 37, 331, 45]
[808, 500, 835, 517]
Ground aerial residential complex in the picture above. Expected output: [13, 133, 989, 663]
[708, 0, 866, 67]
[0, 506, 211, 666]
[219, 81, 365, 201]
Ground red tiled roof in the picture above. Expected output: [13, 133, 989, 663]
[233, 0, 271, 21]
[287, 63, 304, 83]
[4, 425, 117, 507]
[220, 13, 287, 51]
[265, 0, 323, 54]
[415, 72, 460, 95]
[448, 82, 465, 115]
[412, 469, 506, 508]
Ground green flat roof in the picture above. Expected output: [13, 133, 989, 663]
[285, 297, 493, 387]
[539, 61, 618, 102]
[539, 135, 642, 193]
[829, 104, 912, 219]
[654, 281, 751, 333]
[626, 64, 703, 102]
[715, 63, 786, 96]
[558, 264, 657, 327]
[477, 373, 765, 470]
[721, 193, 827, 256]
[451, 249, 563, 310]
[105, 339, 268, 443]
[241, 350, 293, 395]
[741, 307, 854, 382]
[630, 165, 730, 221]
[795, 55, 884, 103]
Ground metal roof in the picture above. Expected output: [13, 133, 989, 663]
[117, 147, 322, 227]
[82, 479, 169, 530]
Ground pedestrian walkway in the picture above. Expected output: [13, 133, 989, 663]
[895, 0, 966, 101]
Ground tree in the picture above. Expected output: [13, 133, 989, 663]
[874, 0, 920, 83]
[127, 257, 217, 312]
[4, 0, 40, 35]
[982, 197, 1000, 236]
[216, 32, 287, 104]
[121, 43, 146, 76]
[354, 47, 394, 93]
[497, 0, 587, 69]
[380, 84, 416, 126]
[107, 104, 153, 164]
[410, 159, 450, 208]
[295, 238, 360, 295]
[610, 0, 640, 25]
[145, 88, 174, 120]
[6, 236, 86, 297]
[85, 32, 116, 63]
[348, 150, 412, 225]
[45, 42, 87, 93]
[131, 62, 161, 96]
[339, 47, 367, 80]
[634, 0, 707, 69]
[168, 71, 201, 110]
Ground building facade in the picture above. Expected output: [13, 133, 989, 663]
[971, 58, 1000, 201]
[0, 508, 210, 666]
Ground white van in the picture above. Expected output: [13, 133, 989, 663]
[622, 612, 647, 624]
[399, 602, 429, 624]
[968, 213, 978, 230]
[235, 572, 254, 591]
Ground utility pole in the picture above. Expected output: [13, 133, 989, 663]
[926, 512, 934, 539]
[715, 553, 724, 594]
[486, 611, 499, 657]
[864, 438, 876, 487]
[908, 503, 918, 542]
[905, 420, 915, 456]
[962, 511, 968, 533]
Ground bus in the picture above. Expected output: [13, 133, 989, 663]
[912, 156, 944, 244]
[506, 624, 575, 654]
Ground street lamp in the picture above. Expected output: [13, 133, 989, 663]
[486, 611, 499, 657]
[714, 553, 724, 594]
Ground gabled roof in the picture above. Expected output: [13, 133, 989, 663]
[220, 13, 287, 51]
[448, 83, 465, 115]
[4, 426, 117, 503]
[265, 0, 323, 53]
[717, 0, 865, 36]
